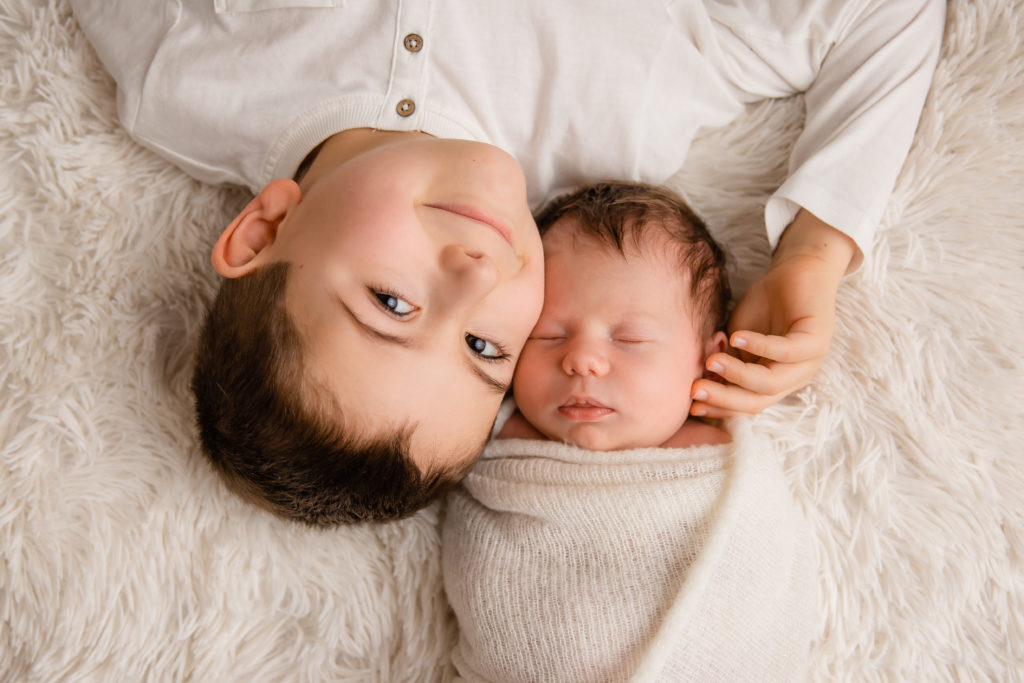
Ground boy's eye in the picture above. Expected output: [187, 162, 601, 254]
[466, 333, 506, 360]
[373, 290, 416, 316]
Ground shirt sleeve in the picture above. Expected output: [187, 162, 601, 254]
[708, 0, 946, 270]
[69, 0, 179, 135]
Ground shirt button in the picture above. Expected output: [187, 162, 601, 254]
[396, 99, 416, 117]
[403, 33, 423, 52]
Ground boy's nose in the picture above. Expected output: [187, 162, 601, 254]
[439, 243, 500, 295]
[561, 339, 610, 377]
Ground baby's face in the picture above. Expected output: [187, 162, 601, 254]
[272, 135, 545, 470]
[513, 222, 712, 450]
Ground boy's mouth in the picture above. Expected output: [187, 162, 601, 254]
[558, 397, 613, 421]
[424, 203, 515, 248]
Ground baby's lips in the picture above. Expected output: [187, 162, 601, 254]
[557, 398, 614, 421]
[560, 395, 611, 410]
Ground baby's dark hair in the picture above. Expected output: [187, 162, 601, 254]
[534, 181, 730, 338]
[191, 262, 475, 526]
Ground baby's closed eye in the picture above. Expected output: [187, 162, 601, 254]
[527, 325, 565, 341]
[611, 324, 656, 345]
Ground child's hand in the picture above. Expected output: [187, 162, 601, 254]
[690, 210, 855, 417]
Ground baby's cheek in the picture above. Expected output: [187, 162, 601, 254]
[511, 350, 555, 423]
[511, 358, 542, 406]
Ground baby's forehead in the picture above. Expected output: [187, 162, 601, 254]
[543, 217, 679, 253]
[542, 231, 695, 315]
[543, 222, 685, 278]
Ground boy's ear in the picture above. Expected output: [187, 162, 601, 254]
[704, 330, 728, 359]
[211, 179, 302, 277]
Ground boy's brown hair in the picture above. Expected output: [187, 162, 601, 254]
[191, 262, 474, 526]
[534, 181, 731, 339]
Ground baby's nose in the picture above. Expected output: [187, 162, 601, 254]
[561, 340, 610, 377]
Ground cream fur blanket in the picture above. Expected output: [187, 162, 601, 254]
[443, 423, 813, 682]
[2, 0, 1023, 680]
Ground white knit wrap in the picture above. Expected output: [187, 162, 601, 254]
[442, 423, 814, 682]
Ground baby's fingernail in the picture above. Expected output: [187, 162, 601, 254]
[709, 362, 724, 375]
[693, 389, 709, 402]
[732, 336, 748, 349]
[691, 404, 707, 416]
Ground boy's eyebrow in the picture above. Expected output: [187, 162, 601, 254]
[339, 300, 511, 395]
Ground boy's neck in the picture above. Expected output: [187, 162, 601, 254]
[296, 128, 434, 192]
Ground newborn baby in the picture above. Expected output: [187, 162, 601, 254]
[500, 181, 729, 451]
[443, 183, 813, 682]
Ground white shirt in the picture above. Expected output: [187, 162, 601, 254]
[70, 0, 944, 260]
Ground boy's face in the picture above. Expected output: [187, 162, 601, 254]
[513, 220, 712, 451]
[270, 136, 545, 470]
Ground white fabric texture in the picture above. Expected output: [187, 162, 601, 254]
[442, 424, 814, 682]
[67, 0, 942, 260]
[3, 1, 1024, 680]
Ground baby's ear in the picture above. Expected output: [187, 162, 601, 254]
[211, 179, 302, 277]
[704, 330, 728, 359]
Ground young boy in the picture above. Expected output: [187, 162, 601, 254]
[69, 0, 944, 524]
[442, 182, 814, 681]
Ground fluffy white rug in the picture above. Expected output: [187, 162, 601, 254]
[2, 0, 1022, 680]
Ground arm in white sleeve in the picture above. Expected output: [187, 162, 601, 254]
[765, 0, 946, 270]
[69, 0, 176, 134]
